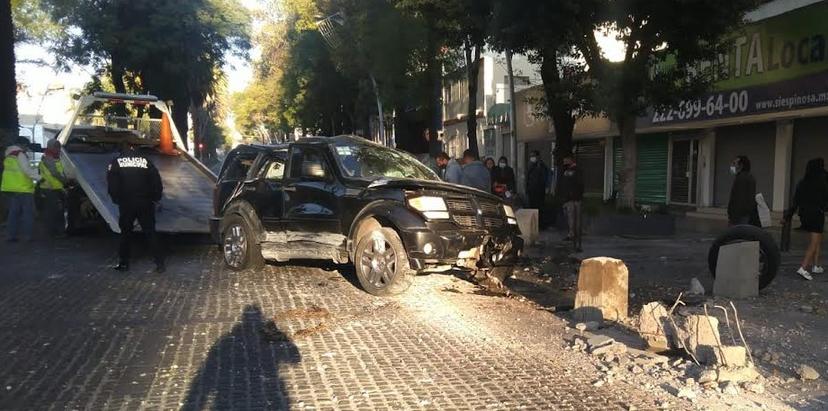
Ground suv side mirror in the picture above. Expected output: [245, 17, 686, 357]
[28, 143, 43, 153]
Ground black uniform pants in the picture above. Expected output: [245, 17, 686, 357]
[118, 203, 162, 265]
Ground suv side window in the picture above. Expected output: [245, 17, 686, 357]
[221, 152, 257, 181]
[289, 147, 328, 179]
[259, 156, 286, 181]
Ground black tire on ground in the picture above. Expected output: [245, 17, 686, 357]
[221, 214, 264, 271]
[354, 227, 415, 296]
[708, 225, 780, 290]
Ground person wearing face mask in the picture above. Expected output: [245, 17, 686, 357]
[727, 155, 760, 227]
[492, 156, 516, 197]
[557, 154, 584, 241]
[526, 150, 549, 219]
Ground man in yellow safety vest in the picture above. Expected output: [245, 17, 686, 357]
[39, 139, 69, 237]
[2, 137, 40, 242]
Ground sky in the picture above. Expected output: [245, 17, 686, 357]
[15, 0, 625, 128]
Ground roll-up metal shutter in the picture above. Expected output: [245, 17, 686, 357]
[575, 140, 605, 195]
[635, 134, 669, 205]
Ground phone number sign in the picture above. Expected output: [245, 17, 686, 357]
[639, 71, 828, 127]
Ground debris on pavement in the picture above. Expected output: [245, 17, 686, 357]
[796, 364, 820, 380]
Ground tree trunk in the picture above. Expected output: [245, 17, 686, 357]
[171, 96, 189, 151]
[618, 114, 638, 210]
[538, 48, 576, 171]
[464, 42, 481, 157]
[0, 0, 19, 145]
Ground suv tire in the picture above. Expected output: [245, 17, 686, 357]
[222, 214, 264, 271]
[354, 227, 414, 296]
[708, 224, 780, 290]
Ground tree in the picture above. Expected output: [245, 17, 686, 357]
[488, 1, 600, 170]
[40, 0, 250, 150]
[396, 0, 492, 157]
[581, 0, 758, 208]
[0, 0, 17, 145]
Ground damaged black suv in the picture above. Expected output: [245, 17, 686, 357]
[211, 136, 523, 296]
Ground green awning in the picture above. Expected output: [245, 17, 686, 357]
[486, 103, 510, 124]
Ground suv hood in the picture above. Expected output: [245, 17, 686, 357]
[365, 178, 502, 201]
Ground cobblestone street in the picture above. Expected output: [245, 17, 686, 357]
[0, 234, 670, 410]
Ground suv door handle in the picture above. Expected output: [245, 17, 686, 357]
[283, 186, 297, 192]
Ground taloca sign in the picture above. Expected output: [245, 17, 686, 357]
[642, 2, 828, 127]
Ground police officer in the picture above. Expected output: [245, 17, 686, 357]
[39, 139, 69, 237]
[107, 142, 165, 272]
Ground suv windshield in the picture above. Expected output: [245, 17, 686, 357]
[331, 141, 438, 181]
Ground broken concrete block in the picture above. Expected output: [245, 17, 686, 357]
[587, 335, 615, 350]
[713, 241, 760, 299]
[716, 366, 760, 383]
[574, 257, 629, 322]
[678, 314, 721, 355]
[688, 277, 705, 295]
[515, 208, 539, 246]
[638, 302, 673, 352]
[796, 364, 820, 380]
[696, 345, 747, 367]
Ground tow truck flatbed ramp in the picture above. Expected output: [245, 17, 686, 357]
[58, 92, 216, 234]
[68, 152, 214, 233]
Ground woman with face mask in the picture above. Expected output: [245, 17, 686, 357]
[727, 155, 760, 227]
[492, 156, 516, 198]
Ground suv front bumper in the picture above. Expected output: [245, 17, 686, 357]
[401, 223, 523, 271]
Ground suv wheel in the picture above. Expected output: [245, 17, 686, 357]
[222, 214, 264, 271]
[354, 227, 414, 296]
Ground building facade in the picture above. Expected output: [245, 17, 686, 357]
[441, 53, 540, 162]
[511, 0, 828, 217]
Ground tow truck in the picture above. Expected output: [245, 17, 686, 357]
[57, 92, 216, 234]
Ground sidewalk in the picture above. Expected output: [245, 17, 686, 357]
[508, 216, 828, 410]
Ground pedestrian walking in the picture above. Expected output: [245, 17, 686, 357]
[727, 155, 760, 226]
[460, 149, 491, 193]
[2, 137, 40, 242]
[786, 158, 828, 281]
[107, 142, 165, 273]
[526, 150, 549, 222]
[436, 152, 462, 184]
[492, 156, 516, 198]
[557, 154, 584, 241]
[38, 139, 69, 237]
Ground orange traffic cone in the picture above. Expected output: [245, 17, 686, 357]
[158, 112, 178, 155]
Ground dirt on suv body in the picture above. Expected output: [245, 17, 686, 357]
[211, 135, 523, 296]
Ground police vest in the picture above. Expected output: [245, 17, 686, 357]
[39, 159, 65, 190]
[1, 152, 35, 194]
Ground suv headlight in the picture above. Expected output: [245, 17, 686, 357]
[408, 196, 450, 220]
[503, 204, 517, 225]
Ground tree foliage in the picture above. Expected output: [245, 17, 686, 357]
[582, 0, 759, 208]
[37, 0, 250, 154]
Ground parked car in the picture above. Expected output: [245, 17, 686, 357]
[211, 136, 523, 296]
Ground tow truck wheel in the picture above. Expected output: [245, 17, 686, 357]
[354, 227, 414, 296]
[222, 214, 264, 271]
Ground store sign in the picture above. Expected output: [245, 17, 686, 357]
[641, 2, 828, 127]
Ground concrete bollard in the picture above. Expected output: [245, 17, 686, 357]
[713, 241, 760, 299]
[574, 257, 629, 322]
[515, 208, 539, 246]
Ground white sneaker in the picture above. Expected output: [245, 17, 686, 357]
[797, 267, 814, 281]
[813, 265, 824, 274]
